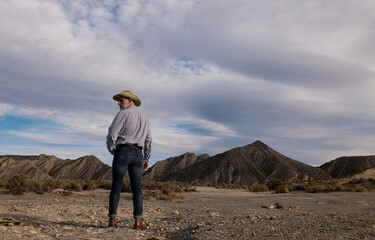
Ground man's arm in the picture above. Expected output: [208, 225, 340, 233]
[106, 112, 125, 155]
[143, 120, 152, 163]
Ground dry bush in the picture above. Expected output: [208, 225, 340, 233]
[347, 179, 375, 191]
[215, 183, 242, 189]
[6, 175, 69, 195]
[274, 184, 289, 193]
[141, 180, 196, 192]
[342, 184, 365, 192]
[306, 184, 327, 193]
[155, 191, 184, 202]
[165, 192, 184, 202]
[96, 180, 112, 190]
[83, 180, 97, 190]
[191, 180, 201, 186]
[249, 184, 269, 192]
[0, 179, 8, 189]
[182, 184, 197, 192]
[143, 190, 158, 200]
[161, 181, 183, 194]
[43, 179, 67, 191]
[27, 179, 46, 194]
[64, 180, 82, 191]
[289, 183, 308, 191]
[63, 190, 73, 196]
[289, 180, 370, 193]
[142, 181, 186, 202]
[142, 179, 163, 191]
[266, 178, 285, 190]
[144, 190, 184, 202]
[7, 173, 30, 195]
[121, 178, 132, 192]
[171, 181, 197, 192]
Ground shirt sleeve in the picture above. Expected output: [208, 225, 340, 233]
[106, 111, 125, 154]
[143, 119, 152, 162]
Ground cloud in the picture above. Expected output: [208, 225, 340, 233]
[1, 0, 375, 166]
[0, 103, 13, 116]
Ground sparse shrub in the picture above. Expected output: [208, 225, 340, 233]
[165, 192, 184, 202]
[306, 184, 326, 193]
[143, 190, 159, 200]
[7, 173, 30, 195]
[267, 178, 285, 190]
[83, 180, 97, 190]
[142, 179, 163, 191]
[363, 182, 375, 190]
[274, 184, 289, 193]
[161, 181, 183, 194]
[96, 180, 112, 190]
[324, 184, 341, 192]
[249, 184, 269, 192]
[141, 181, 186, 202]
[63, 190, 73, 196]
[154, 191, 184, 202]
[227, 184, 241, 189]
[121, 178, 132, 192]
[342, 184, 365, 192]
[289, 180, 370, 193]
[216, 183, 227, 189]
[308, 180, 324, 186]
[28, 179, 45, 195]
[290, 183, 308, 191]
[183, 185, 197, 192]
[43, 179, 67, 191]
[191, 180, 201, 186]
[65, 180, 82, 191]
[0, 179, 8, 189]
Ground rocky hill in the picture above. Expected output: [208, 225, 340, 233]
[143, 152, 210, 181]
[143, 140, 331, 185]
[2, 142, 374, 184]
[320, 155, 375, 179]
[0, 154, 112, 180]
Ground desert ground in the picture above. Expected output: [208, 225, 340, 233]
[0, 187, 374, 240]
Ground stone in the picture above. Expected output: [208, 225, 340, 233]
[274, 202, 283, 209]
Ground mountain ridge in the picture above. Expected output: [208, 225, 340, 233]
[143, 140, 331, 185]
[1, 141, 374, 184]
[319, 155, 375, 179]
[0, 154, 112, 180]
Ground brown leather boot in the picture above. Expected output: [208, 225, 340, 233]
[133, 218, 147, 230]
[108, 217, 117, 227]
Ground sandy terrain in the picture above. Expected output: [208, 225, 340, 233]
[0, 187, 374, 240]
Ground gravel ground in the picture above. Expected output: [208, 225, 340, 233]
[0, 187, 374, 240]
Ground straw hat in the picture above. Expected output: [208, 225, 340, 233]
[112, 90, 141, 106]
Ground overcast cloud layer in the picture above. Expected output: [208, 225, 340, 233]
[1, 0, 375, 166]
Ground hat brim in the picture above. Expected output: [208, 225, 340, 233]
[113, 92, 141, 106]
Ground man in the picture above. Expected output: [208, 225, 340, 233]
[106, 90, 152, 229]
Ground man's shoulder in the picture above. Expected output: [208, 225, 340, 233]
[124, 106, 148, 117]
[126, 106, 143, 114]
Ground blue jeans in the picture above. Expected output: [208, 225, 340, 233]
[108, 145, 144, 219]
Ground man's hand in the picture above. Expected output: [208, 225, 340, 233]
[142, 161, 149, 171]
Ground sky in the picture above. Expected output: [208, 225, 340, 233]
[1, 0, 375, 167]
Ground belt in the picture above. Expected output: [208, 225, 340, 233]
[117, 143, 142, 150]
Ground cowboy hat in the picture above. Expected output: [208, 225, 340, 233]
[113, 90, 141, 106]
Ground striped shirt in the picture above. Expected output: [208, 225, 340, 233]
[106, 106, 152, 161]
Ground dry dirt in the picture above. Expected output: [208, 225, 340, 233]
[0, 187, 374, 240]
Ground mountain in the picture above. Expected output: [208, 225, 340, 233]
[3, 142, 373, 184]
[143, 140, 330, 185]
[143, 152, 210, 181]
[320, 156, 375, 179]
[0, 154, 112, 180]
